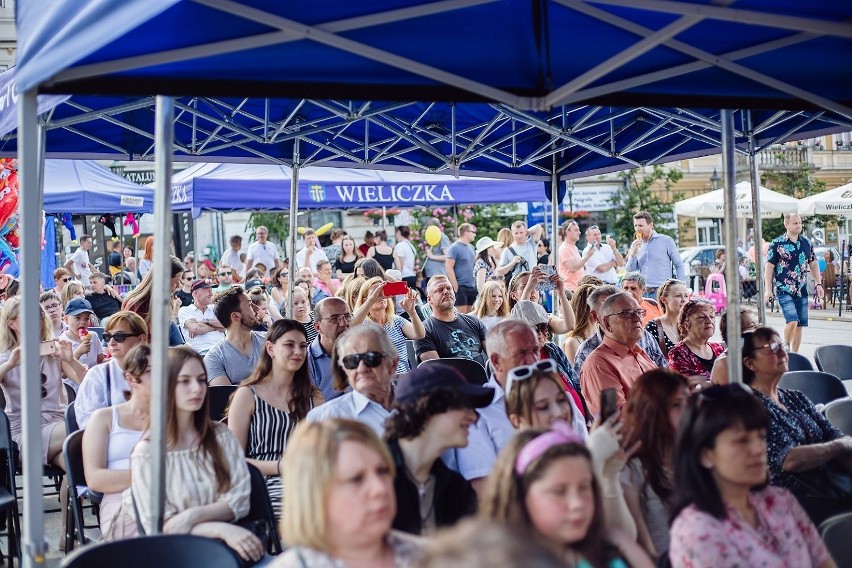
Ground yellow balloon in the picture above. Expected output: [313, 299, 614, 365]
[316, 222, 334, 236]
[424, 225, 442, 247]
[296, 226, 306, 235]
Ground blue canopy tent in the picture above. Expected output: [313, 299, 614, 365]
[166, 162, 547, 215]
[12, 2, 852, 561]
[43, 159, 153, 213]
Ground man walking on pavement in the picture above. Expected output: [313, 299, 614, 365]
[764, 213, 823, 353]
[625, 211, 685, 298]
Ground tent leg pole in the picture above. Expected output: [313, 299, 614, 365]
[550, 156, 559, 317]
[149, 95, 174, 535]
[747, 111, 766, 325]
[287, 139, 300, 318]
[721, 109, 742, 384]
[19, 88, 47, 568]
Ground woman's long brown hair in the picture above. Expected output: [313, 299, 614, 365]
[166, 346, 230, 494]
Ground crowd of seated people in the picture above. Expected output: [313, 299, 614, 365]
[4, 219, 849, 567]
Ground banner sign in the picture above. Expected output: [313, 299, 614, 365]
[171, 177, 546, 211]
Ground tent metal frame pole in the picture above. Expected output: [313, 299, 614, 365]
[550, 155, 560, 316]
[287, 136, 300, 318]
[18, 88, 47, 568]
[721, 109, 742, 384]
[149, 95, 175, 534]
[746, 111, 766, 325]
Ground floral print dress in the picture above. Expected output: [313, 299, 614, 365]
[767, 235, 816, 297]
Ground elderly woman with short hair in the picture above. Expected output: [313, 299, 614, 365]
[305, 324, 398, 437]
[274, 419, 422, 568]
[666, 299, 725, 381]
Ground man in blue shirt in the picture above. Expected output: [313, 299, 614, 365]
[625, 211, 685, 297]
[445, 223, 478, 314]
[308, 297, 352, 400]
[764, 213, 823, 353]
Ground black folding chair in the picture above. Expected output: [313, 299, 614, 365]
[779, 371, 847, 405]
[62, 430, 102, 551]
[786, 352, 814, 372]
[823, 398, 852, 436]
[244, 463, 283, 555]
[65, 401, 79, 434]
[62, 534, 242, 568]
[0, 410, 20, 566]
[814, 345, 852, 381]
[819, 512, 852, 566]
[420, 357, 489, 386]
[208, 385, 237, 422]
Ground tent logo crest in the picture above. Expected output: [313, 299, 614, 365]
[309, 184, 325, 202]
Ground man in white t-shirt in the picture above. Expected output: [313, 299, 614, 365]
[295, 228, 330, 275]
[64, 234, 93, 288]
[497, 220, 542, 283]
[178, 280, 226, 355]
[219, 234, 245, 281]
[393, 226, 417, 288]
[245, 226, 280, 277]
[583, 225, 625, 284]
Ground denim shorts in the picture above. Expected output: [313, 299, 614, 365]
[777, 292, 808, 326]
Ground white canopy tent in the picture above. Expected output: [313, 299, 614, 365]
[674, 181, 799, 218]
[799, 181, 852, 216]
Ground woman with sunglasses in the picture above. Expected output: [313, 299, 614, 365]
[383, 363, 492, 535]
[124, 346, 265, 565]
[708, 307, 759, 385]
[742, 327, 852, 525]
[669, 384, 834, 568]
[306, 325, 398, 437]
[227, 319, 323, 521]
[352, 277, 425, 374]
[644, 279, 690, 359]
[74, 311, 149, 429]
[480, 423, 652, 568]
[269, 265, 290, 312]
[666, 299, 725, 381]
[83, 344, 150, 538]
[620, 368, 689, 558]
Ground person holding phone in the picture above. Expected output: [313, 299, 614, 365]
[351, 277, 425, 373]
[583, 225, 624, 285]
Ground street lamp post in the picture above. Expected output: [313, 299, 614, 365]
[710, 168, 721, 191]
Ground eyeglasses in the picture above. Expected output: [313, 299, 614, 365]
[61, 277, 72, 283]
[104, 331, 143, 344]
[278, 272, 289, 278]
[505, 359, 557, 395]
[757, 341, 789, 355]
[605, 309, 646, 322]
[323, 313, 353, 325]
[43, 303, 61, 312]
[341, 351, 385, 370]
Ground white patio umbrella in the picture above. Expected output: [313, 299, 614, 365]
[799, 181, 852, 216]
[674, 181, 799, 218]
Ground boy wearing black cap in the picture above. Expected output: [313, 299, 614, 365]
[384, 363, 493, 535]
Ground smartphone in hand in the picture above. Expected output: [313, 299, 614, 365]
[39, 340, 58, 357]
[382, 281, 409, 297]
[600, 388, 618, 422]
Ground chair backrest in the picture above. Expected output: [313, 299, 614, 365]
[0, 410, 17, 500]
[405, 340, 419, 369]
[208, 385, 238, 422]
[62, 534, 242, 568]
[820, 512, 852, 565]
[421, 357, 489, 386]
[824, 398, 852, 436]
[64, 382, 77, 404]
[65, 401, 79, 434]
[814, 345, 852, 381]
[785, 352, 814, 372]
[63, 430, 87, 492]
[244, 462, 283, 554]
[778, 371, 848, 405]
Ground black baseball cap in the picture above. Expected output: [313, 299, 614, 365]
[190, 280, 215, 293]
[395, 363, 494, 408]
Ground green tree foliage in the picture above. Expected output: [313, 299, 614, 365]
[608, 165, 685, 247]
[761, 163, 830, 241]
[246, 213, 289, 244]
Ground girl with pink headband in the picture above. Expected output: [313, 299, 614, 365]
[479, 421, 652, 568]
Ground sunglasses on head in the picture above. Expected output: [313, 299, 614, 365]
[104, 331, 143, 344]
[341, 351, 385, 370]
[505, 359, 557, 395]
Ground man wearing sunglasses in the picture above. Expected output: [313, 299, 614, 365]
[177, 280, 226, 355]
[213, 267, 235, 294]
[306, 325, 399, 436]
[454, 319, 540, 493]
[580, 292, 657, 417]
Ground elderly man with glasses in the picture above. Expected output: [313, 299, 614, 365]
[308, 297, 353, 401]
[579, 291, 657, 417]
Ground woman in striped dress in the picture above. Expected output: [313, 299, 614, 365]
[227, 319, 323, 520]
[352, 277, 425, 374]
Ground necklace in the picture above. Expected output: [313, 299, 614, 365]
[404, 465, 435, 527]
